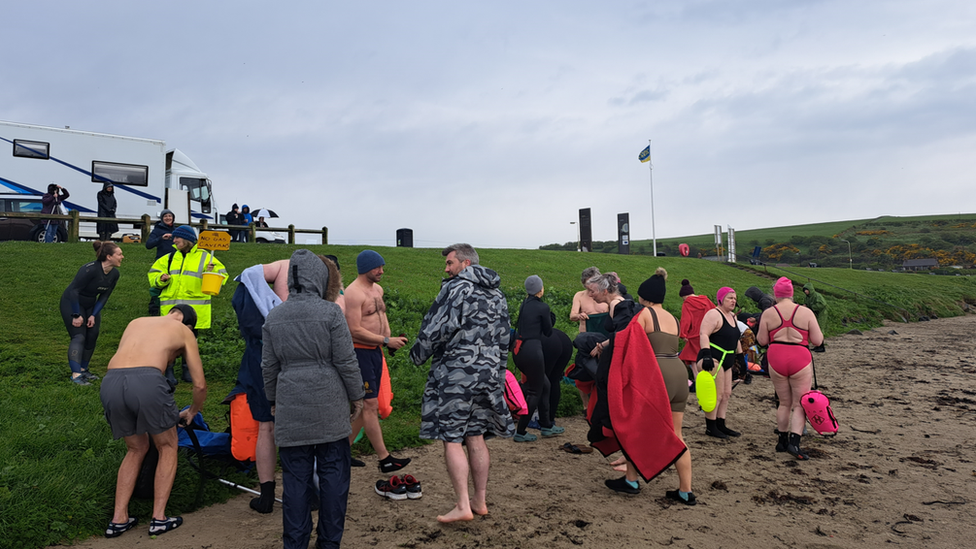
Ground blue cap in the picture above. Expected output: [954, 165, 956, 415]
[357, 250, 385, 274]
[172, 225, 197, 243]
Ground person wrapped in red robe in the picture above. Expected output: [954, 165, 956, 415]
[677, 279, 715, 364]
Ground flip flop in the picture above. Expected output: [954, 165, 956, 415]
[105, 517, 138, 538]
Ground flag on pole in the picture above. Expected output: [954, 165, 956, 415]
[638, 145, 650, 163]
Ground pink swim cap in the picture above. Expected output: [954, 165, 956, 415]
[773, 277, 794, 298]
[716, 286, 734, 305]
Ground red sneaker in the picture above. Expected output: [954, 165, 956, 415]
[400, 474, 422, 499]
[374, 475, 407, 500]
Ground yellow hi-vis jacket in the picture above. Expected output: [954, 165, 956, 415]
[147, 244, 228, 330]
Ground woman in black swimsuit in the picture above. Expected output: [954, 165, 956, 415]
[60, 241, 124, 385]
[698, 286, 743, 438]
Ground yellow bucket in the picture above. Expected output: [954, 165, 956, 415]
[201, 272, 225, 296]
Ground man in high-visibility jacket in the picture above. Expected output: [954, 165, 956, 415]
[148, 225, 227, 383]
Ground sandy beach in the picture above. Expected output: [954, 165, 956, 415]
[60, 315, 976, 549]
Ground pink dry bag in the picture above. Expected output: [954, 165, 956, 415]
[800, 390, 838, 436]
[504, 369, 528, 417]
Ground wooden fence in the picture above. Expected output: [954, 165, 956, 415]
[1, 211, 328, 245]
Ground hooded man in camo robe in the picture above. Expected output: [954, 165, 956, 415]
[409, 243, 515, 523]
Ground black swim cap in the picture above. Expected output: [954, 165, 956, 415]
[169, 304, 197, 329]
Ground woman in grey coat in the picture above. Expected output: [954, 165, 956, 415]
[262, 249, 365, 549]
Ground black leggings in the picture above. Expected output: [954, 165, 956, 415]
[542, 329, 573, 425]
[513, 338, 550, 433]
[60, 297, 100, 374]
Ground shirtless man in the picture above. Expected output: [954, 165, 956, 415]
[263, 257, 346, 311]
[99, 305, 207, 538]
[344, 250, 411, 474]
[569, 266, 609, 408]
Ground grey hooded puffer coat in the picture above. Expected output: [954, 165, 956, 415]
[261, 249, 364, 447]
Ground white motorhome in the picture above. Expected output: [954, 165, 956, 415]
[0, 120, 217, 240]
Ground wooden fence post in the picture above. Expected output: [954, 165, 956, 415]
[69, 210, 80, 242]
[141, 214, 152, 242]
[288, 224, 295, 244]
[322, 227, 328, 245]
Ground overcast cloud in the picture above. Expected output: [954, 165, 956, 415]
[3, 1, 974, 248]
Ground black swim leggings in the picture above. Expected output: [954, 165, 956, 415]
[513, 338, 551, 433]
[60, 296, 100, 374]
[542, 330, 573, 425]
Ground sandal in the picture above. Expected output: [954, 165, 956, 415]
[560, 442, 593, 454]
[148, 516, 183, 535]
[105, 517, 138, 538]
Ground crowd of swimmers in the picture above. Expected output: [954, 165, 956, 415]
[55, 237, 826, 545]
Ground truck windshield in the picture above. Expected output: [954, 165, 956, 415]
[179, 177, 212, 214]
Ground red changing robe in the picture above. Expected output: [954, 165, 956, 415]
[678, 294, 715, 363]
[592, 313, 687, 482]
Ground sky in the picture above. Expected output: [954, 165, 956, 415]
[3, 1, 974, 249]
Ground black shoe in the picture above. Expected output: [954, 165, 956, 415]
[812, 345, 825, 353]
[249, 481, 275, 513]
[787, 433, 810, 460]
[374, 476, 408, 500]
[605, 476, 640, 495]
[350, 457, 366, 468]
[665, 490, 697, 506]
[705, 419, 728, 439]
[148, 516, 183, 535]
[775, 432, 788, 453]
[716, 419, 741, 437]
[378, 454, 411, 474]
[105, 517, 138, 538]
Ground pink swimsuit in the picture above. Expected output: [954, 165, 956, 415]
[766, 305, 811, 377]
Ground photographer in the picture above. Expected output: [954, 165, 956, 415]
[41, 184, 69, 243]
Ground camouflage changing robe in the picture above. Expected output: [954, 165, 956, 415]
[409, 265, 516, 443]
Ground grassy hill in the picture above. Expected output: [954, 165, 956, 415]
[543, 213, 976, 270]
[2, 240, 975, 548]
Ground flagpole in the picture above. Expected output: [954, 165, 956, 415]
[648, 139, 656, 257]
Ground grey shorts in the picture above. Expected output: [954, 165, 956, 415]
[100, 367, 180, 439]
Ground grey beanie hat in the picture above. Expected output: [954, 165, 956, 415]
[525, 275, 543, 295]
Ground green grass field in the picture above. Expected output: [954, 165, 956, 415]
[545, 212, 976, 270]
[2, 240, 975, 548]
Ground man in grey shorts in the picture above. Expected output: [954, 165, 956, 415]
[98, 305, 207, 538]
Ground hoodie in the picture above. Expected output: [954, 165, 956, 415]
[803, 283, 827, 316]
[145, 209, 177, 258]
[409, 264, 515, 442]
[261, 249, 364, 447]
[744, 286, 775, 312]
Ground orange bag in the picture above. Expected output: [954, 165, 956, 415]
[378, 353, 394, 419]
[229, 393, 259, 462]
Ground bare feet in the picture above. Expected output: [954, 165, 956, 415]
[437, 505, 475, 523]
[470, 500, 489, 516]
[610, 456, 627, 472]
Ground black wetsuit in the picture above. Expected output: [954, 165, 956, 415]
[541, 328, 573, 425]
[513, 295, 554, 432]
[60, 261, 119, 374]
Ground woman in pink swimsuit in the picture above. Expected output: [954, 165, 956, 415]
[757, 277, 824, 460]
